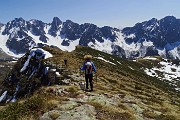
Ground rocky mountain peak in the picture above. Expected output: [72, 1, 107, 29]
[29, 19, 45, 26]
[1, 16, 180, 59]
[48, 17, 62, 37]
[161, 16, 177, 22]
[2, 17, 26, 35]
[52, 17, 62, 25]
[60, 20, 81, 40]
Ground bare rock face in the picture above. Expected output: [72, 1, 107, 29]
[0, 48, 54, 103]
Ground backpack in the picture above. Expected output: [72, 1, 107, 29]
[85, 62, 93, 74]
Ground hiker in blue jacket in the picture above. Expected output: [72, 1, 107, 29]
[80, 55, 96, 92]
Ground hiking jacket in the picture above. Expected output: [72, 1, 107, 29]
[80, 60, 96, 74]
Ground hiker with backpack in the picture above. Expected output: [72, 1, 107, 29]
[64, 59, 68, 67]
[80, 55, 96, 92]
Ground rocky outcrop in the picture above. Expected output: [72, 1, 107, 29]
[40, 103, 97, 120]
[0, 48, 55, 103]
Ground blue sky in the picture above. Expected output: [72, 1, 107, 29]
[0, 0, 180, 27]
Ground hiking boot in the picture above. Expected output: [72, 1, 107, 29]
[85, 88, 89, 91]
[89, 89, 93, 92]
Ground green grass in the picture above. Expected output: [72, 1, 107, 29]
[0, 46, 179, 120]
[74, 46, 179, 96]
[142, 109, 159, 119]
[0, 95, 49, 120]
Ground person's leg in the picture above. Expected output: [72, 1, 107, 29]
[85, 74, 89, 90]
[89, 74, 93, 91]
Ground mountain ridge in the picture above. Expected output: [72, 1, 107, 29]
[1, 16, 180, 59]
[0, 46, 179, 120]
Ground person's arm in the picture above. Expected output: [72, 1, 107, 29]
[92, 62, 96, 73]
[80, 62, 85, 70]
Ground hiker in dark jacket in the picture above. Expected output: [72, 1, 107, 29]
[64, 59, 67, 67]
[80, 55, 96, 92]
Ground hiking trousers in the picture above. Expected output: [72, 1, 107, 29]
[85, 74, 93, 91]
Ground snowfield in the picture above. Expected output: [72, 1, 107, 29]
[0, 23, 80, 58]
[0, 26, 24, 57]
[94, 56, 116, 65]
[30, 48, 53, 59]
[144, 59, 180, 91]
[143, 56, 158, 60]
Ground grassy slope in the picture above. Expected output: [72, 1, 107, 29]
[0, 46, 179, 120]
[45, 46, 180, 119]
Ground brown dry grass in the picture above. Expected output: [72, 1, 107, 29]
[16, 46, 179, 119]
[87, 101, 135, 120]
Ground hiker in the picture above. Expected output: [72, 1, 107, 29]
[64, 59, 67, 67]
[80, 55, 96, 92]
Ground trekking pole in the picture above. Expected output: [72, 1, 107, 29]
[79, 65, 81, 76]
[79, 65, 86, 91]
[95, 73, 97, 83]
[93, 72, 97, 83]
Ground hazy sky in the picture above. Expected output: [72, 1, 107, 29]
[0, 0, 179, 27]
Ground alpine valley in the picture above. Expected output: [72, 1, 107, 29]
[1, 16, 180, 59]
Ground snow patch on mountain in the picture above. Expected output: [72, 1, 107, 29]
[114, 31, 156, 58]
[0, 26, 24, 57]
[27, 24, 78, 52]
[94, 56, 116, 65]
[144, 68, 157, 77]
[89, 39, 113, 54]
[20, 48, 52, 72]
[61, 39, 80, 52]
[143, 56, 157, 60]
[9, 27, 20, 38]
[126, 33, 135, 39]
[144, 59, 180, 91]
[142, 40, 154, 46]
[115, 32, 140, 52]
[31, 48, 53, 59]
[26, 31, 42, 44]
[157, 48, 166, 57]
[1, 16, 180, 60]
[168, 47, 180, 59]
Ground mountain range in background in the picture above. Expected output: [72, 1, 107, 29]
[0, 16, 180, 120]
[1, 16, 180, 59]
